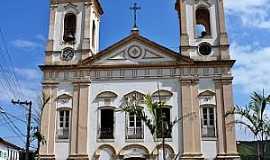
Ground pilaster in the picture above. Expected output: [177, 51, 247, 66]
[218, 0, 229, 46]
[40, 84, 58, 159]
[180, 77, 204, 160]
[68, 81, 90, 160]
[82, 2, 91, 58]
[45, 4, 57, 65]
[214, 77, 240, 160]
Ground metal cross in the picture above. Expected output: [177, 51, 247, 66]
[130, 3, 141, 28]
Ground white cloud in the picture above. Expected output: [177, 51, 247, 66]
[231, 43, 270, 94]
[11, 39, 40, 49]
[224, 0, 270, 30]
[35, 34, 46, 42]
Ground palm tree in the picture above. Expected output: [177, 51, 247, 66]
[120, 94, 194, 160]
[226, 91, 270, 160]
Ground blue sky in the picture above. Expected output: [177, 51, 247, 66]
[0, 0, 270, 147]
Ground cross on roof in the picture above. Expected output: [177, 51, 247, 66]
[130, 3, 141, 29]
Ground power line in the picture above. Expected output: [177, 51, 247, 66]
[0, 27, 25, 99]
[0, 113, 26, 144]
[1, 111, 26, 137]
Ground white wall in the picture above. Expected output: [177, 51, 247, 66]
[0, 143, 20, 160]
[88, 78, 182, 159]
[202, 140, 217, 160]
[0, 144, 7, 160]
[55, 143, 69, 160]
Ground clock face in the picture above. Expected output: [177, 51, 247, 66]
[198, 42, 212, 56]
[62, 47, 75, 61]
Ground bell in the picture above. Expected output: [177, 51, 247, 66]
[64, 32, 75, 42]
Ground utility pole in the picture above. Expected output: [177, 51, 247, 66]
[12, 99, 32, 160]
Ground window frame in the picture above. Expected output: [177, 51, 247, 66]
[57, 108, 71, 140]
[201, 104, 216, 138]
[155, 106, 172, 139]
[126, 110, 144, 140]
[98, 107, 115, 140]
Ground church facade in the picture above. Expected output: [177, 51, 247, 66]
[39, 0, 240, 160]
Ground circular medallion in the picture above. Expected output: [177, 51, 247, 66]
[198, 42, 212, 56]
[127, 45, 142, 58]
[61, 47, 75, 61]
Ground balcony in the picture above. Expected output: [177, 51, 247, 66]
[127, 127, 143, 139]
[202, 126, 215, 137]
[99, 128, 114, 139]
[57, 128, 69, 139]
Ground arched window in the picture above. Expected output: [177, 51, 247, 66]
[96, 91, 117, 140]
[124, 91, 145, 104]
[152, 90, 173, 102]
[63, 13, 76, 42]
[96, 91, 117, 106]
[92, 21, 96, 48]
[56, 94, 72, 139]
[195, 8, 211, 38]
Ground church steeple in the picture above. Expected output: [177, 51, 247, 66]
[45, 0, 103, 65]
[175, 0, 230, 61]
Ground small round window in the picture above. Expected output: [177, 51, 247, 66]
[198, 42, 212, 56]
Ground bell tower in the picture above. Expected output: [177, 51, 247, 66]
[45, 0, 103, 65]
[175, 0, 229, 61]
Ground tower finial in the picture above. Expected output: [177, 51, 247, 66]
[130, 2, 141, 32]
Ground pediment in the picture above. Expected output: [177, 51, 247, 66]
[198, 90, 216, 97]
[82, 33, 193, 66]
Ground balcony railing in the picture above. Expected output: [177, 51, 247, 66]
[99, 128, 114, 139]
[202, 126, 215, 137]
[127, 127, 143, 139]
[57, 128, 69, 139]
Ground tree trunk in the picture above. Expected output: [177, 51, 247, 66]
[37, 140, 40, 160]
[257, 140, 261, 160]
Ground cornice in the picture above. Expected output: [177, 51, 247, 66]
[39, 60, 235, 70]
[50, 0, 103, 15]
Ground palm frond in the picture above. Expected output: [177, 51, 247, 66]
[228, 120, 258, 136]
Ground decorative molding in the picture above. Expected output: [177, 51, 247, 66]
[127, 45, 143, 59]
[195, 0, 211, 8]
[64, 2, 80, 15]
[42, 66, 231, 82]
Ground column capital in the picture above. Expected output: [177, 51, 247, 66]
[213, 76, 233, 84]
[42, 81, 59, 87]
[72, 80, 91, 86]
[180, 76, 199, 85]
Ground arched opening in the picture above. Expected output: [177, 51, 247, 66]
[95, 144, 116, 160]
[119, 144, 150, 160]
[63, 13, 76, 42]
[92, 21, 96, 48]
[195, 8, 211, 38]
